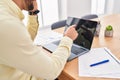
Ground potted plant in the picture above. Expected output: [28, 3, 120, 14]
[105, 25, 113, 37]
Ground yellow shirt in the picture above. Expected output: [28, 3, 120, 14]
[0, 0, 73, 80]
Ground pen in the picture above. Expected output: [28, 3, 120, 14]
[90, 59, 109, 67]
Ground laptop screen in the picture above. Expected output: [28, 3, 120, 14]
[74, 19, 97, 50]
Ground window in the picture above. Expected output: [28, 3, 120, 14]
[38, 0, 59, 27]
[91, 0, 106, 15]
[23, 0, 59, 27]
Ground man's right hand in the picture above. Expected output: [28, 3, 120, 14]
[64, 25, 78, 41]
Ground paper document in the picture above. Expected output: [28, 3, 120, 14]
[34, 30, 63, 46]
[78, 47, 120, 79]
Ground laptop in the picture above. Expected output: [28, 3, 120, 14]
[43, 18, 98, 61]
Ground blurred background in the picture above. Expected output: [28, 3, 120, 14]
[22, 0, 120, 27]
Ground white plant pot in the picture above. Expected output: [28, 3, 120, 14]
[105, 30, 113, 37]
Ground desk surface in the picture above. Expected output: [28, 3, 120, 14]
[53, 14, 120, 80]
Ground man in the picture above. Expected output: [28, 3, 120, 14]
[0, 0, 78, 80]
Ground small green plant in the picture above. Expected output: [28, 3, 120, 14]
[106, 25, 113, 31]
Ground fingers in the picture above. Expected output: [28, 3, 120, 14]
[69, 25, 76, 28]
[64, 25, 78, 40]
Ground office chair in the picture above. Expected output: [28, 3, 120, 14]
[51, 20, 66, 30]
[81, 14, 98, 20]
[51, 17, 78, 30]
[51, 14, 98, 30]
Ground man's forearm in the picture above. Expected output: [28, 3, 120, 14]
[27, 15, 39, 40]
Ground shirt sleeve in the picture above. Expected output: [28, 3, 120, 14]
[1, 19, 73, 80]
[27, 15, 39, 40]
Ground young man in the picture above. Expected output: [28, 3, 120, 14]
[0, 0, 78, 80]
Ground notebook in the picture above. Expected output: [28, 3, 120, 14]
[43, 18, 98, 61]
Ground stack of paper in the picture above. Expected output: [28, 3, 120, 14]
[34, 30, 63, 46]
[78, 47, 120, 79]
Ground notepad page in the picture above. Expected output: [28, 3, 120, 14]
[78, 47, 120, 78]
[34, 30, 63, 46]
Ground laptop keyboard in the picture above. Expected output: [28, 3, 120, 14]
[53, 41, 86, 55]
[71, 46, 86, 55]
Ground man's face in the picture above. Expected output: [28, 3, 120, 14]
[23, 0, 34, 11]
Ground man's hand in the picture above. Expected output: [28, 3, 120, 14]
[28, 0, 39, 15]
[30, 0, 38, 12]
[64, 25, 78, 40]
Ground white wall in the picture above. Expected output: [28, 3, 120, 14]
[105, 0, 120, 15]
[41, 0, 59, 26]
[105, 0, 113, 14]
[58, 0, 67, 20]
[112, 0, 120, 13]
[67, 0, 91, 18]
[59, 0, 92, 20]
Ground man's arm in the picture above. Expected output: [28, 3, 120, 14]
[1, 19, 77, 79]
[27, 0, 39, 41]
[27, 15, 39, 40]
